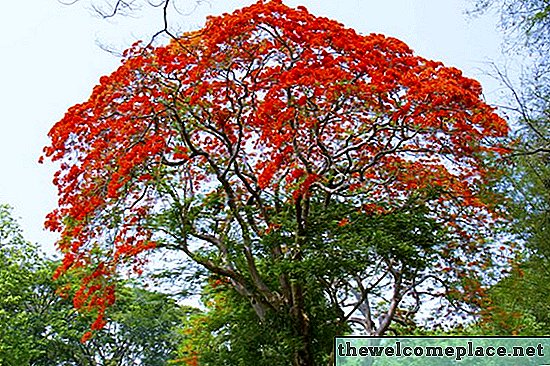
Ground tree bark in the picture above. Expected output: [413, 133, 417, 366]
[290, 281, 315, 366]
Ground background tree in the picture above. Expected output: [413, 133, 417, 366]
[469, 0, 550, 335]
[0, 204, 187, 366]
[41, 284, 190, 366]
[0, 204, 44, 364]
[44, 1, 510, 364]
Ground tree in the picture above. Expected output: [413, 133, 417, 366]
[0, 204, 187, 366]
[469, 0, 549, 158]
[0, 204, 45, 364]
[43, 1, 510, 364]
[470, 0, 550, 54]
[468, 0, 550, 336]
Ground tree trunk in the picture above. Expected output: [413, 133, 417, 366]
[290, 281, 315, 366]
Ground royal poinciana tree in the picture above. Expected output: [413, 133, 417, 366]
[44, 1, 509, 365]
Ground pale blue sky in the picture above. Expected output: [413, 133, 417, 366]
[0, 0, 503, 254]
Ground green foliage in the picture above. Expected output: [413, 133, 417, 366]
[475, 259, 550, 335]
[177, 283, 296, 366]
[176, 279, 341, 366]
[0, 204, 46, 364]
[509, 144, 550, 257]
[301, 200, 443, 277]
[174, 200, 482, 364]
[0, 204, 188, 366]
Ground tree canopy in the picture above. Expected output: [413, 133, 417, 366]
[44, 1, 510, 364]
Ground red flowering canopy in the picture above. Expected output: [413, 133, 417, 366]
[44, 0, 508, 338]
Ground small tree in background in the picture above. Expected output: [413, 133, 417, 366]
[44, 1, 510, 364]
[0, 204, 187, 366]
[469, 0, 550, 335]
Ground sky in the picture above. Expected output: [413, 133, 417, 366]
[0, 0, 503, 255]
